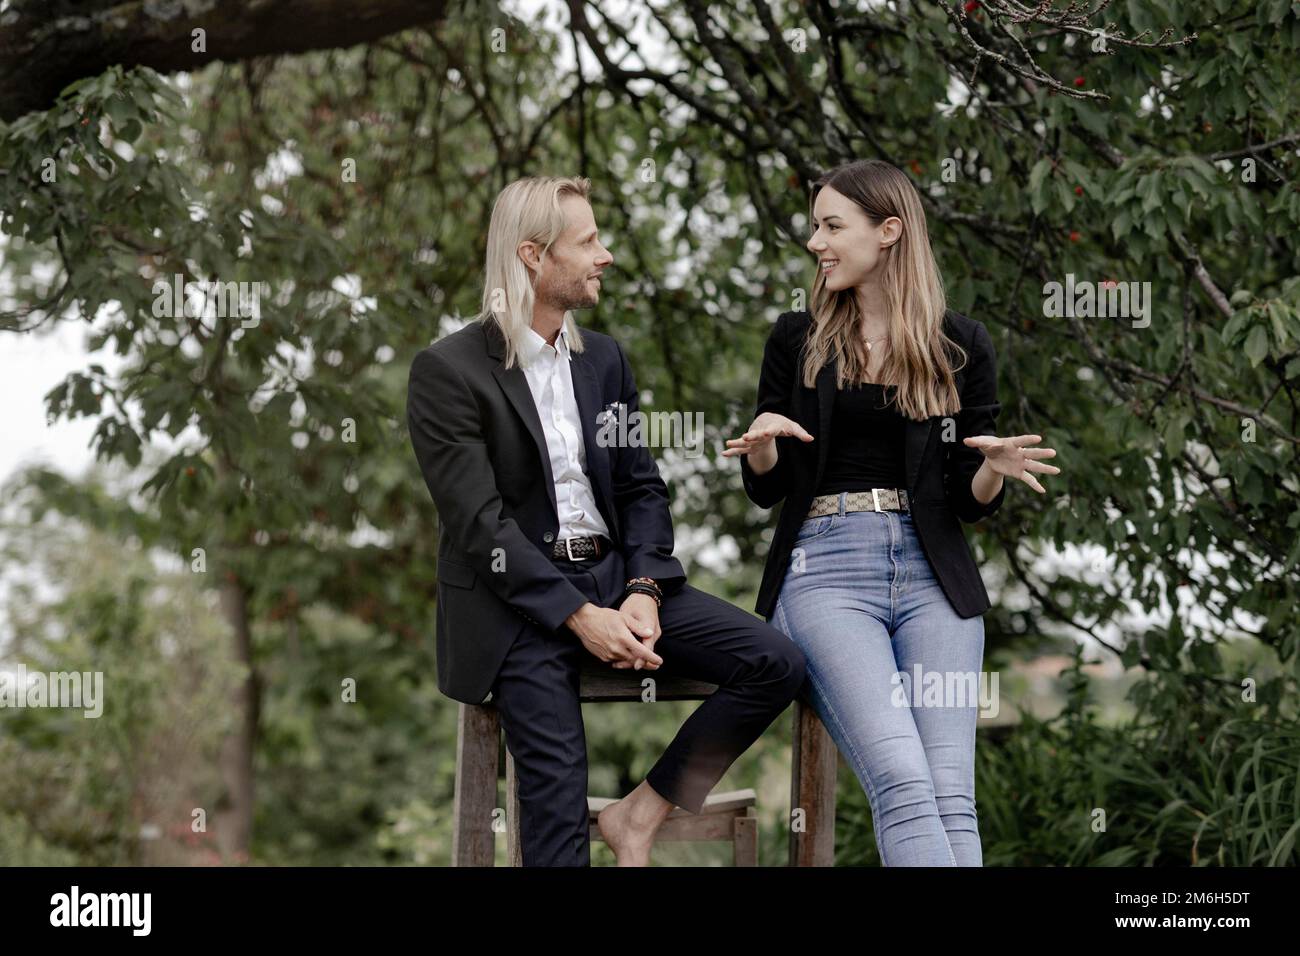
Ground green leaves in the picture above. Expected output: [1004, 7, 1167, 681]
[1137, 169, 1163, 214]
[1111, 206, 1133, 240]
[1222, 291, 1300, 368]
[1028, 157, 1052, 214]
[3, 0, 1299, 866]
[1163, 412, 1191, 458]
[1244, 323, 1270, 367]
[1027, 155, 1093, 215]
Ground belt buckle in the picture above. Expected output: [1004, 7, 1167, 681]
[871, 488, 882, 512]
[564, 537, 579, 561]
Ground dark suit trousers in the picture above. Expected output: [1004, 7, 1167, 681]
[489, 548, 807, 867]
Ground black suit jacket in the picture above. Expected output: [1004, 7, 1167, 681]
[740, 309, 1006, 621]
[406, 319, 687, 704]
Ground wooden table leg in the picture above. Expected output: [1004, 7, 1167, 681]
[734, 808, 758, 866]
[789, 697, 837, 867]
[452, 702, 500, 866]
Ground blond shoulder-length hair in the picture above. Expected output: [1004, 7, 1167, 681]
[802, 159, 966, 420]
[478, 175, 589, 369]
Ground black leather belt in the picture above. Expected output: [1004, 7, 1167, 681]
[551, 534, 610, 561]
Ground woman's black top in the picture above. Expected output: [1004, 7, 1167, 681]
[814, 381, 908, 495]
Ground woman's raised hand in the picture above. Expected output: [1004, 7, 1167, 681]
[722, 412, 814, 459]
[962, 434, 1060, 493]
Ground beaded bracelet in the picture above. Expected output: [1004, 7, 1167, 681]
[625, 576, 662, 597]
[624, 584, 661, 607]
[623, 576, 662, 607]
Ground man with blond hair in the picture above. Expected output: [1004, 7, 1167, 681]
[407, 176, 806, 866]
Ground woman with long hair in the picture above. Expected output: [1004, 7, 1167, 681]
[724, 159, 1059, 865]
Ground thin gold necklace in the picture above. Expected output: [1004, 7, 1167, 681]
[860, 334, 890, 387]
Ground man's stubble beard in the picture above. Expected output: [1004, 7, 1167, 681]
[551, 272, 598, 312]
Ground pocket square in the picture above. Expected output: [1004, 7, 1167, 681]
[598, 401, 626, 425]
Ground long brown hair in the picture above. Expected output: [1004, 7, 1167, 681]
[801, 159, 965, 420]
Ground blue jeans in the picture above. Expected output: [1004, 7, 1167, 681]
[772, 495, 985, 866]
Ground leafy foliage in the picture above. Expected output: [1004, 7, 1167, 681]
[2, 0, 1298, 864]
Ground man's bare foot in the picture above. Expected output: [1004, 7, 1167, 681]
[596, 780, 674, 866]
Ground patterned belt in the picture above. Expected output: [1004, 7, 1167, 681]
[806, 488, 910, 519]
[551, 534, 610, 561]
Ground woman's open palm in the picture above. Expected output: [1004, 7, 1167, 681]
[962, 434, 1060, 493]
[722, 412, 814, 458]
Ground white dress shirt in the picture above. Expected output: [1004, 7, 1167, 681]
[518, 325, 611, 541]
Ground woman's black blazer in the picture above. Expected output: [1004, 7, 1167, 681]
[740, 309, 1007, 621]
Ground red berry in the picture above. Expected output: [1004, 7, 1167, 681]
[964, 1, 979, 11]
[1069, 231, 1081, 242]
[1074, 186, 1083, 195]
[1073, 76, 1086, 87]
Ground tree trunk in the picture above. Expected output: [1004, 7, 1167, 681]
[215, 566, 258, 862]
